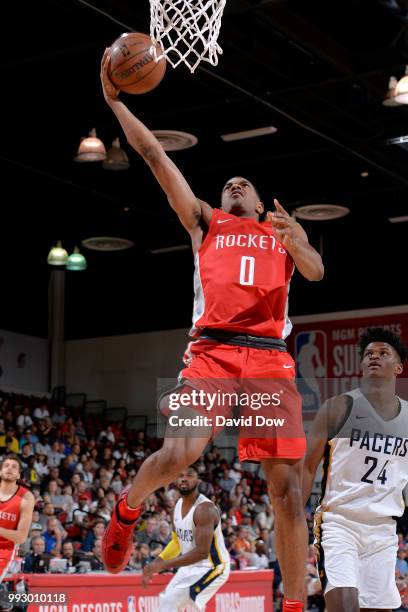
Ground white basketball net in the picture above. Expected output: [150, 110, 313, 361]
[149, 0, 227, 73]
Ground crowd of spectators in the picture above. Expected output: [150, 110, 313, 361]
[2, 389, 408, 610]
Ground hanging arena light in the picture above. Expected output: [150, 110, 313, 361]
[293, 204, 350, 221]
[102, 138, 130, 171]
[47, 241, 68, 266]
[66, 247, 87, 271]
[74, 128, 106, 162]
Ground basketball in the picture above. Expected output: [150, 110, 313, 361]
[108, 32, 166, 94]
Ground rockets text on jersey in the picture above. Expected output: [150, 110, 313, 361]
[191, 208, 294, 339]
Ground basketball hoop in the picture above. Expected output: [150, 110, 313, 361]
[149, 0, 227, 73]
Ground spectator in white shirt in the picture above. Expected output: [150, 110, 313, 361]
[255, 504, 274, 531]
[34, 454, 49, 478]
[97, 426, 115, 444]
[33, 404, 50, 420]
[35, 438, 51, 456]
[93, 497, 112, 523]
[110, 473, 124, 495]
[48, 441, 66, 467]
[72, 494, 90, 525]
[17, 407, 33, 429]
[77, 459, 94, 485]
[228, 462, 243, 485]
[248, 540, 270, 569]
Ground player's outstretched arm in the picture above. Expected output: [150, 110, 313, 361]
[100, 50, 202, 232]
[267, 200, 324, 281]
[0, 491, 35, 545]
[142, 502, 219, 587]
[302, 396, 349, 506]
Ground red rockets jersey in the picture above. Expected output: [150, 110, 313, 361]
[191, 208, 295, 338]
[0, 485, 27, 551]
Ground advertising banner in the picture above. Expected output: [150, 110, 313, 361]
[286, 306, 408, 414]
[22, 570, 273, 612]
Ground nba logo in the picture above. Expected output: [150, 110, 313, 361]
[295, 330, 327, 412]
[127, 596, 136, 612]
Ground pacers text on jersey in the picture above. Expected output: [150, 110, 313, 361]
[350, 429, 408, 456]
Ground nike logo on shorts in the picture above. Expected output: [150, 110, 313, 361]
[217, 219, 232, 224]
[283, 364, 293, 368]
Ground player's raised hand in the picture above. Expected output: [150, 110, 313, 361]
[100, 48, 120, 104]
[267, 198, 308, 251]
[273, 199, 290, 218]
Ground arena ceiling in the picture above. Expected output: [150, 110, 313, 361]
[3, 0, 408, 339]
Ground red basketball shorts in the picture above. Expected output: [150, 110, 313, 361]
[162, 339, 305, 462]
[0, 549, 16, 583]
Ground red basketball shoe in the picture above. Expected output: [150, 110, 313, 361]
[102, 486, 142, 574]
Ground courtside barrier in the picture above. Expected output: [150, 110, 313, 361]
[11, 569, 273, 611]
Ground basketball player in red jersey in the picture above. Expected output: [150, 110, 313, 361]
[0, 455, 34, 582]
[100, 50, 324, 612]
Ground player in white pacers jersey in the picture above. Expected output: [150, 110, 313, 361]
[303, 327, 408, 612]
[142, 465, 230, 610]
